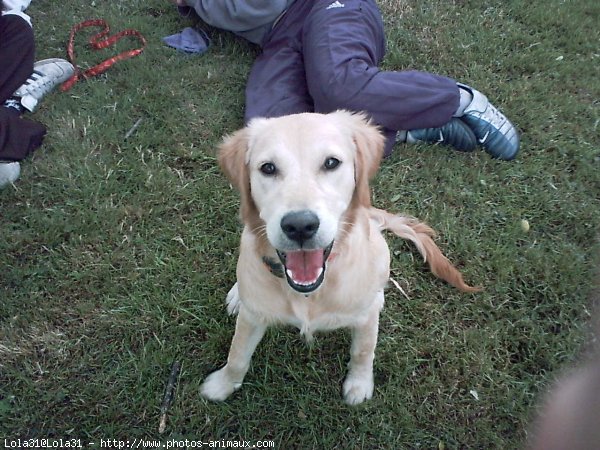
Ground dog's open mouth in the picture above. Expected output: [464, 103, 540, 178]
[276, 242, 334, 294]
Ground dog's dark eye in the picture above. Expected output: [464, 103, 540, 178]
[323, 157, 341, 171]
[260, 162, 277, 176]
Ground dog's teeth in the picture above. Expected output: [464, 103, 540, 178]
[286, 268, 323, 287]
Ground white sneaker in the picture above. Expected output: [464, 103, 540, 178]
[457, 84, 520, 160]
[14, 58, 75, 112]
[0, 162, 21, 189]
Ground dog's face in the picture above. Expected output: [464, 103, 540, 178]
[219, 111, 384, 294]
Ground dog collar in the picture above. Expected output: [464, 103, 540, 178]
[262, 256, 285, 279]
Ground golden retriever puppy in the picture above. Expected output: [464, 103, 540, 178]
[201, 110, 479, 405]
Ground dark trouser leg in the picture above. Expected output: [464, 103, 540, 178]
[0, 108, 46, 161]
[244, 44, 313, 123]
[0, 14, 45, 161]
[0, 14, 35, 103]
[244, 0, 316, 123]
[302, 0, 460, 155]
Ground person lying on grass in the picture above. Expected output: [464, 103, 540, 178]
[169, 0, 519, 161]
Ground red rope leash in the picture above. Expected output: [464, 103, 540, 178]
[61, 19, 147, 92]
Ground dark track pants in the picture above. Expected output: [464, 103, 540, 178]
[0, 14, 46, 161]
[245, 0, 460, 155]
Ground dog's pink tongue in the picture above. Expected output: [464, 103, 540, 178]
[285, 249, 324, 284]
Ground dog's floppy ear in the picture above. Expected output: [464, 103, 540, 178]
[218, 127, 260, 226]
[342, 111, 385, 208]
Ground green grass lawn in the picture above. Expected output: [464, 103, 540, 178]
[1, 0, 599, 448]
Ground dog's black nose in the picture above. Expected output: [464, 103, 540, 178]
[281, 210, 320, 244]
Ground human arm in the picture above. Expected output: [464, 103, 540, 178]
[173, 0, 290, 33]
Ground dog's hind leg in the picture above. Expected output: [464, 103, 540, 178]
[201, 309, 267, 401]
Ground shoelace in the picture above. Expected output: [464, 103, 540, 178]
[478, 102, 506, 129]
[20, 71, 45, 92]
[61, 19, 147, 92]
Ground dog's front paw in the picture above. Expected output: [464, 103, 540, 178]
[200, 368, 240, 401]
[342, 372, 374, 405]
[225, 282, 241, 316]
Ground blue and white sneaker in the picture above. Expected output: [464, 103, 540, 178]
[398, 118, 477, 152]
[13, 58, 75, 112]
[458, 84, 520, 160]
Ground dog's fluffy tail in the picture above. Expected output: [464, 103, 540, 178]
[370, 208, 481, 293]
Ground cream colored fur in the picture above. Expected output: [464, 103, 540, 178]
[201, 111, 479, 405]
